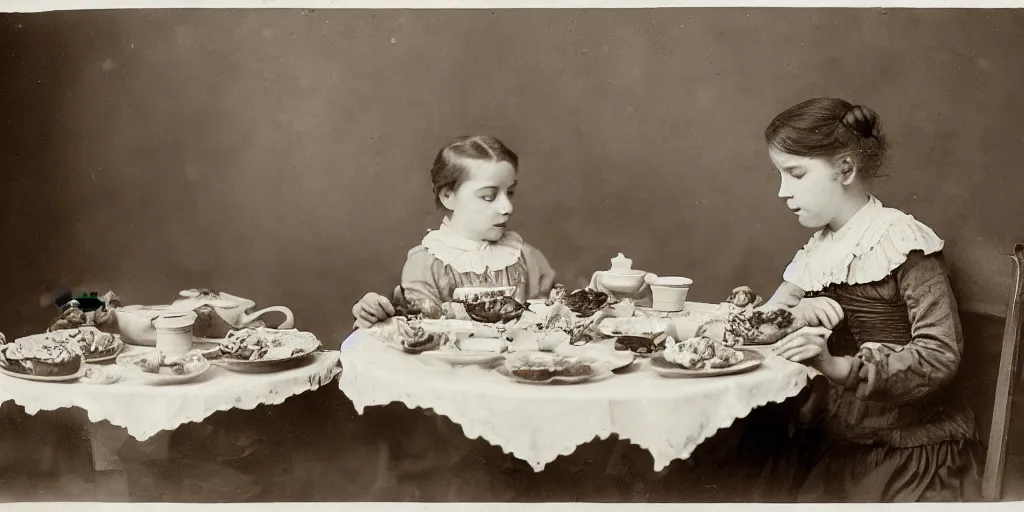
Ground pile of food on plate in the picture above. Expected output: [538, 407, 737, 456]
[48, 291, 122, 332]
[373, 280, 634, 355]
[368, 316, 460, 354]
[509, 284, 621, 349]
[0, 334, 84, 377]
[389, 284, 533, 326]
[47, 328, 123, 361]
[663, 336, 746, 370]
[127, 350, 207, 376]
[213, 327, 322, 361]
[502, 351, 594, 382]
[697, 307, 796, 347]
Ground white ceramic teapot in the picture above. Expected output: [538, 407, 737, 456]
[170, 289, 295, 339]
[111, 289, 295, 345]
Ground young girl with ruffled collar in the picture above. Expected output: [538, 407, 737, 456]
[761, 98, 982, 502]
[345, 136, 561, 495]
[352, 135, 556, 328]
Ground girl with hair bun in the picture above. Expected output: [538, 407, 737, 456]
[761, 97, 983, 501]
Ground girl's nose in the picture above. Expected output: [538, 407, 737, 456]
[497, 195, 514, 215]
[777, 178, 791, 199]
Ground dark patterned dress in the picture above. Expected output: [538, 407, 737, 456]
[795, 249, 983, 502]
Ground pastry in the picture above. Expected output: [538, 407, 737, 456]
[368, 317, 452, 354]
[664, 336, 745, 370]
[726, 286, 764, 309]
[0, 335, 84, 377]
[715, 308, 797, 346]
[505, 352, 593, 382]
[220, 327, 322, 360]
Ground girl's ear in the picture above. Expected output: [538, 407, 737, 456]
[438, 187, 457, 210]
[837, 156, 857, 186]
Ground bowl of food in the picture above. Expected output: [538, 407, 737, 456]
[453, 287, 530, 324]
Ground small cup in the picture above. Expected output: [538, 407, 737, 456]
[153, 310, 198, 357]
[595, 270, 649, 295]
[649, 277, 693, 312]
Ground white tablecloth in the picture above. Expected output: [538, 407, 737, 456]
[338, 302, 815, 472]
[0, 346, 342, 441]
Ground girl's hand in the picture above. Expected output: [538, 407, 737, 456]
[351, 288, 398, 329]
[791, 297, 844, 330]
[772, 326, 832, 363]
[773, 326, 852, 382]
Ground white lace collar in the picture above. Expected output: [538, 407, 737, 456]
[420, 217, 524, 274]
[783, 195, 945, 292]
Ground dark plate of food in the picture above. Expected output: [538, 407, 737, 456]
[613, 334, 669, 357]
[699, 308, 798, 346]
[0, 334, 86, 382]
[560, 287, 611, 317]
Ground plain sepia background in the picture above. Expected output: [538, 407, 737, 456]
[1, 7, 1021, 344]
[1, 5, 1023, 503]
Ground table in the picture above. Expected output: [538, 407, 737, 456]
[0, 345, 342, 501]
[338, 301, 817, 473]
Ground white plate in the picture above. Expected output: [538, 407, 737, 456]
[597, 317, 673, 338]
[0, 363, 87, 383]
[648, 349, 765, 378]
[116, 353, 212, 385]
[419, 350, 505, 366]
[555, 343, 636, 371]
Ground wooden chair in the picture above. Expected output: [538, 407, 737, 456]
[982, 243, 1024, 501]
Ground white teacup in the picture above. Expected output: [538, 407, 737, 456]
[153, 311, 198, 357]
[649, 277, 693, 312]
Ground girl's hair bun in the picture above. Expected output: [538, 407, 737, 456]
[842, 105, 880, 139]
[765, 97, 889, 180]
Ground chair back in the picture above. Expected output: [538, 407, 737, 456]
[982, 243, 1024, 501]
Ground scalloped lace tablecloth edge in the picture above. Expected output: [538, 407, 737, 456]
[0, 353, 343, 441]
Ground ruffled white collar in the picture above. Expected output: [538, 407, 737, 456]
[783, 196, 945, 292]
[420, 217, 524, 274]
